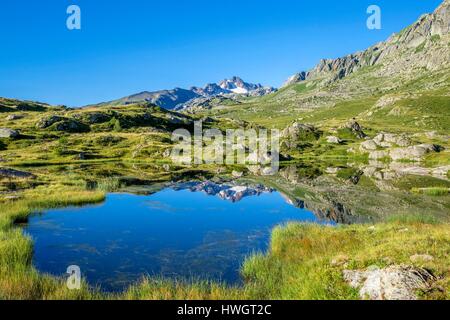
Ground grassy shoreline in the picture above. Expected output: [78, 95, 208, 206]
[1, 179, 449, 300]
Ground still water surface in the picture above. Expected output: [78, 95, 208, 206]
[24, 184, 328, 291]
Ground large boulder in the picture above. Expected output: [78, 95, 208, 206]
[0, 128, 20, 139]
[390, 144, 440, 161]
[36, 115, 65, 129]
[360, 140, 378, 151]
[36, 115, 89, 133]
[343, 265, 435, 300]
[374, 133, 411, 147]
[52, 119, 90, 133]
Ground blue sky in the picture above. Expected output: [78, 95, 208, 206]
[0, 0, 443, 106]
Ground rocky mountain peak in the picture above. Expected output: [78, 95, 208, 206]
[219, 76, 254, 94]
[283, 0, 450, 86]
[92, 76, 277, 110]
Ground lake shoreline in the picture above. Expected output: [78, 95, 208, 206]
[1, 165, 448, 300]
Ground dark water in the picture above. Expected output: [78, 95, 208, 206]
[24, 184, 329, 292]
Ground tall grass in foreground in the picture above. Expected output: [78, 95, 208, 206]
[0, 184, 106, 299]
[241, 222, 449, 300]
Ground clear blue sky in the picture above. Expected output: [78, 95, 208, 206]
[0, 0, 443, 107]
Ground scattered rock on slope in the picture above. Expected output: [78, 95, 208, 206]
[360, 140, 378, 151]
[0, 128, 20, 139]
[326, 136, 342, 144]
[36, 115, 90, 133]
[36, 115, 65, 129]
[5, 114, 23, 121]
[0, 168, 36, 179]
[346, 119, 366, 139]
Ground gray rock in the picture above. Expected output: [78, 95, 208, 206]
[390, 144, 439, 161]
[374, 133, 412, 147]
[395, 137, 412, 147]
[52, 119, 89, 133]
[36, 115, 65, 129]
[346, 120, 366, 139]
[326, 136, 342, 144]
[0, 128, 20, 138]
[343, 265, 435, 300]
[0, 168, 36, 179]
[360, 140, 378, 151]
[5, 114, 23, 121]
[36, 115, 89, 133]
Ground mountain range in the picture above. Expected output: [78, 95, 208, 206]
[91, 76, 276, 110]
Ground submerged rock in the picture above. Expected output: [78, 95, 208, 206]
[374, 133, 412, 147]
[369, 150, 389, 160]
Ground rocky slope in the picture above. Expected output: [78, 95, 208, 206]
[284, 0, 450, 86]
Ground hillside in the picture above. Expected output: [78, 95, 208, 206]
[201, 0, 450, 135]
